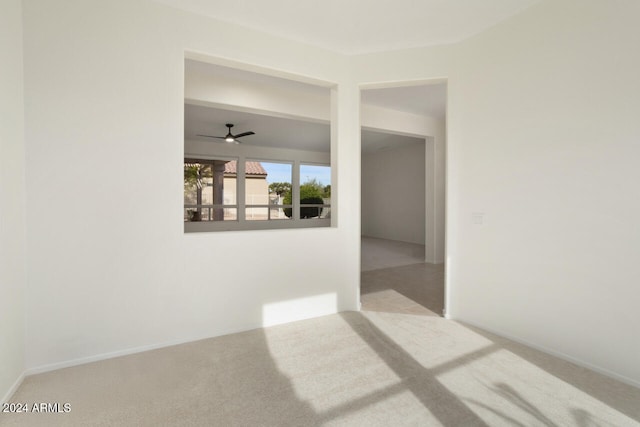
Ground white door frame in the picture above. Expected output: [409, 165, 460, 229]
[358, 79, 448, 316]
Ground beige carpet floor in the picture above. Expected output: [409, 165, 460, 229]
[361, 262, 445, 317]
[361, 236, 444, 316]
[361, 236, 426, 272]
[2, 309, 640, 426]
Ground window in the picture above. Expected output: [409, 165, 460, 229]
[184, 158, 237, 222]
[299, 164, 331, 220]
[246, 161, 292, 221]
[184, 157, 330, 231]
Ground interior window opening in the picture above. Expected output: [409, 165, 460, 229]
[183, 58, 334, 232]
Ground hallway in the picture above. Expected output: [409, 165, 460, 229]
[361, 237, 444, 316]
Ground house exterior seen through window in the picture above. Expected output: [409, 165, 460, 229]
[184, 158, 238, 222]
[184, 158, 330, 231]
[245, 161, 292, 221]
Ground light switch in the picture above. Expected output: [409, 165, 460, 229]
[472, 212, 484, 225]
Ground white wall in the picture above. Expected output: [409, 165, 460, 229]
[356, 0, 640, 386]
[21, 0, 360, 372]
[0, 0, 27, 401]
[362, 142, 426, 245]
[361, 104, 431, 137]
[451, 0, 640, 387]
[361, 106, 447, 262]
[185, 60, 331, 122]
[16, 0, 640, 389]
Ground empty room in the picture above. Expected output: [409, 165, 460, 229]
[2, 0, 640, 426]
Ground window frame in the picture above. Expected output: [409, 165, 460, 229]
[184, 156, 239, 223]
[299, 162, 332, 220]
[184, 152, 331, 233]
[245, 159, 293, 222]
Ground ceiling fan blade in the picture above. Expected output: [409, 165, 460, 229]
[197, 134, 226, 139]
[234, 131, 255, 139]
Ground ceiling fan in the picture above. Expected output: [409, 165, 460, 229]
[197, 123, 255, 144]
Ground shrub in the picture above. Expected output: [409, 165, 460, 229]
[283, 183, 325, 218]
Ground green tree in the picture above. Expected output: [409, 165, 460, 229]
[283, 181, 325, 219]
[269, 182, 292, 196]
[184, 163, 211, 221]
[302, 178, 324, 194]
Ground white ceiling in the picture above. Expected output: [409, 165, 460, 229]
[361, 130, 424, 154]
[185, 104, 427, 154]
[185, 60, 446, 151]
[362, 84, 447, 118]
[185, 104, 330, 152]
[155, 0, 540, 55]
[173, 0, 528, 141]
[187, 59, 330, 96]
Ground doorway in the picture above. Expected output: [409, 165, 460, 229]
[359, 82, 447, 317]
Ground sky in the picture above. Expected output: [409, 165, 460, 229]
[261, 162, 331, 186]
[261, 162, 291, 184]
[301, 164, 331, 186]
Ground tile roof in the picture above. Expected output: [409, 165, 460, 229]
[225, 161, 267, 176]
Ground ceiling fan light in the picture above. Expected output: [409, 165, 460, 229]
[225, 136, 235, 143]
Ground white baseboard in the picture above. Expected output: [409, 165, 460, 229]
[25, 310, 345, 376]
[25, 324, 262, 376]
[457, 318, 640, 390]
[1, 372, 25, 404]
